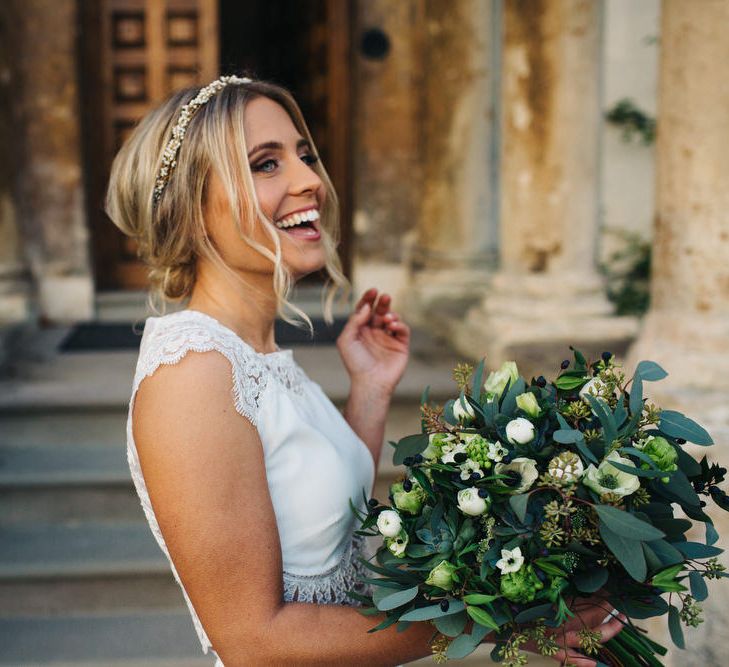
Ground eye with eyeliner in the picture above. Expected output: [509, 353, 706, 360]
[250, 153, 319, 174]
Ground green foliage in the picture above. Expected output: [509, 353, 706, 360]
[600, 228, 651, 316]
[605, 98, 656, 145]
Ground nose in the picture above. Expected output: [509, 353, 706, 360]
[289, 155, 323, 197]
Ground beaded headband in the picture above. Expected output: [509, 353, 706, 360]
[152, 75, 252, 205]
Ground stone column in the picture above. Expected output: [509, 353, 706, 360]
[4, 0, 94, 323]
[351, 0, 425, 298]
[626, 3, 729, 663]
[0, 4, 30, 332]
[454, 0, 637, 376]
[403, 0, 499, 328]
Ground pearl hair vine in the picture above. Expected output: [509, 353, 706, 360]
[152, 75, 252, 206]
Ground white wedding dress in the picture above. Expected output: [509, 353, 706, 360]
[125, 309, 376, 665]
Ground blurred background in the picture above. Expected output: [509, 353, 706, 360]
[0, 0, 727, 665]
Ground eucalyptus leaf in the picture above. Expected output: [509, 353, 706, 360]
[462, 593, 499, 605]
[367, 613, 401, 633]
[594, 504, 665, 541]
[646, 539, 684, 567]
[509, 494, 530, 523]
[435, 610, 468, 637]
[689, 571, 709, 601]
[501, 377, 526, 416]
[399, 600, 465, 621]
[373, 585, 419, 611]
[446, 634, 480, 660]
[635, 360, 668, 382]
[553, 428, 583, 444]
[514, 603, 554, 623]
[659, 410, 713, 445]
[393, 433, 430, 465]
[573, 567, 609, 593]
[613, 398, 628, 429]
[629, 376, 644, 417]
[661, 470, 701, 508]
[575, 437, 600, 465]
[668, 604, 685, 649]
[599, 522, 647, 581]
[675, 446, 702, 476]
[673, 541, 723, 559]
[585, 394, 618, 445]
[706, 521, 720, 546]
[609, 460, 667, 479]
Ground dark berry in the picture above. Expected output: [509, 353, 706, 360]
[536, 376, 547, 388]
[454, 452, 468, 464]
[700, 500, 707, 508]
[368, 498, 379, 507]
[413, 454, 424, 464]
[561, 359, 570, 370]
[440, 599, 450, 612]
[470, 472, 481, 481]
[676, 438, 687, 444]
[502, 455, 511, 464]
[602, 351, 613, 362]
[403, 479, 413, 492]
[478, 488, 489, 499]
[403, 456, 414, 466]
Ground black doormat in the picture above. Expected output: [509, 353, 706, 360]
[59, 318, 347, 352]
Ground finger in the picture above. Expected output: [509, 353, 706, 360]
[386, 321, 410, 343]
[591, 615, 625, 642]
[356, 288, 378, 312]
[336, 302, 371, 346]
[370, 293, 391, 325]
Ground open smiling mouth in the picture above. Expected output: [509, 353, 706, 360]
[274, 209, 321, 240]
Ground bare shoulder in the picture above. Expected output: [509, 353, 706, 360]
[132, 349, 283, 647]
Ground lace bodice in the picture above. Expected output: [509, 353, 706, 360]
[125, 309, 375, 665]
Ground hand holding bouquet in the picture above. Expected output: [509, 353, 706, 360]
[350, 350, 729, 666]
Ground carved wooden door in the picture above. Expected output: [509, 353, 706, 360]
[81, 0, 218, 290]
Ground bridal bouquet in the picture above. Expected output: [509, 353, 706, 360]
[349, 350, 729, 666]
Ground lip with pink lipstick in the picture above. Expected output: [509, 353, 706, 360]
[274, 206, 321, 241]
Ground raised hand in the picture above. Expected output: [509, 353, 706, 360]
[336, 288, 411, 396]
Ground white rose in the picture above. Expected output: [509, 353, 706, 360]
[376, 509, 403, 538]
[457, 488, 490, 516]
[506, 417, 536, 445]
[452, 396, 476, 424]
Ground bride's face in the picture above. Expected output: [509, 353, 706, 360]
[204, 96, 328, 282]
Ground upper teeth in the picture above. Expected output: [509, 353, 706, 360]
[275, 209, 320, 229]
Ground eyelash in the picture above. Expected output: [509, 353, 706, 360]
[251, 154, 319, 174]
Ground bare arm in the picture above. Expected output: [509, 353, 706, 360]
[343, 384, 390, 476]
[132, 350, 435, 666]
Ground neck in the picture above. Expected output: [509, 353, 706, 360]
[187, 261, 280, 354]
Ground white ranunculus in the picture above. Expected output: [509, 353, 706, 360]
[376, 509, 403, 538]
[484, 361, 519, 398]
[441, 441, 468, 465]
[506, 417, 536, 445]
[457, 488, 489, 516]
[582, 451, 641, 498]
[452, 396, 476, 424]
[496, 546, 525, 574]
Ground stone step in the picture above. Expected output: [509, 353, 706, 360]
[0, 610, 212, 666]
[0, 521, 182, 616]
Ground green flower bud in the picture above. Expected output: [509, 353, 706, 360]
[641, 436, 678, 476]
[516, 392, 541, 418]
[425, 560, 458, 591]
[500, 564, 544, 603]
[391, 480, 426, 515]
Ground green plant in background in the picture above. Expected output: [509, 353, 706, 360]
[605, 99, 656, 145]
[601, 228, 651, 316]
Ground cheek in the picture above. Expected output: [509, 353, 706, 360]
[253, 180, 281, 218]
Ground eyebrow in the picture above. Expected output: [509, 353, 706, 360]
[247, 138, 311, 158]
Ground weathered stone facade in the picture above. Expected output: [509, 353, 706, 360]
[2, 0, 93, 324]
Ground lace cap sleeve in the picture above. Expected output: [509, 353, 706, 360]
[131, 312, 269, 426]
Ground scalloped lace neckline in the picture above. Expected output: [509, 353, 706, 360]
[179, 309, 293, 360]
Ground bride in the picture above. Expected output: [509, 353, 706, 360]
[105, 75, 623, 666]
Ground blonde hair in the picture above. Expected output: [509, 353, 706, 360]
[105, 78, 348, 329]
